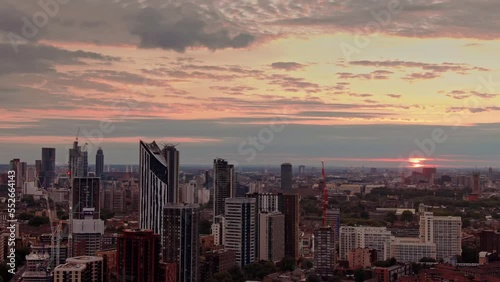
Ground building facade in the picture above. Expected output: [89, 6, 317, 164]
[280, 163, 292, 190]
[258, 212, 285, 263]
[213, 158, 236, 217]
[224, 198, 256, 267]
[315, 226, 335, 278]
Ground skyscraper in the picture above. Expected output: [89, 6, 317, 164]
[280, 193, 300, 260]
[41, 147, 56, 189]
[281, 163, 292, 190]
[472, 172, 481, 194]
[95, 147, 104, 179]
[35, 159, 42, 187]
[213, 158, 236, 217]
[259, 211, 285, 263]
[163, 204, 200, 282]
[163, 145, 179, 204]
[72, 177, 101, 219]
[116, 229, 161, 282]
[224, 198, 256, 267]
[139, 140, 168, 238]
[326, 208, 341, 242]
[298, 165, 306, 175]
[315, 227, 335, 278]
[69, 141, 82, 181]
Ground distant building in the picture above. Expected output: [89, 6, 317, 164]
[419, 212, 462, 260]
[259, 212, 285, 263]
[224, 198, 256, 267]
[41, 148, 56, 189]
[281, 193, 300, 260]
[163, 204, 200, 282]
[373, 264, 412, 282]
[281, 163, 292, 190]
[348, 247, 376, 269]
[65, 256, 104, 282]
[339, 226, 392, 261]
[298, 165, 306, 175]
[116, 229, 161, 282]
[200, 249, 236, 282]
[72, 177, 101, 219]
[480, 230, 500, 253]
[472, 172, 481, 194]
[390, 238, 436, 263]
[422, 167, 437, 179]
[326, 209, 341, 242]
[213, 158, 236, 217]
[315, 227, 335, 278]
[162, 145, 180, 204]
[95, 147, 104, 178]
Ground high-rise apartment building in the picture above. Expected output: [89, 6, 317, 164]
[315, 227, 335, 278]
[280, 193, 300, 260]
[339, 226, 392, 261]
[62, 256, 104, 282]
[298, 165, 306, 175]
[116, 229, 161, 282]
[41, 148, 56, 189]
[419, 212, 462, 260]
[259, 212, 285, 263]
[213, 158, 236, 217]
[139, 140, 169, 238]
[472, 172, 481, 194]
[95, 147, 104, 178]
[163, 204, 200, 282]
[390, 238, 436, 263]
[224, 198, 256, 267]
[326, 209, 341, 242]
[280, 163, 292, 190]
[163, 145, 179, 204]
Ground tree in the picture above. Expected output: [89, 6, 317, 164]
[228, 266, 246, 282]
[28, 216, 49, 227]
[303, 260, 314, 270]
[354, 269, 365, 282]
[211, 272, 233, 282]
[306, 273, 321, 282]
[100, 209, 115, 221]
[278, 257, 296, 272]
[328, 276, 342, 282]
[360, 211, 370, 219]
[419, 257, 436, 262]
[385, 211, 397, 224]
[401, 210, 414, 222]
[199, 219, 212, 235]
[462, 218, 471, 228]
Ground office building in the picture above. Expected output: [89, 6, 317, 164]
[390, 238, 436, 262]
[224, 198, 256, 267]
[280, 193, 300, 260]
[280, 163, 292, 190]
[472, 172, 481, 194]
[339, 226, 392, 261]
[373, 264, 412, 282]
[212, 215, 225, 246]
[116, 229, 161, 282]
[163, 204, 200, 282]
[72, 209, 105, 257]
[246, 192, 281, 212]
[213, 158, 236, 217]
[163, 144, 180, 204]
[65, 256, 103, 282]
[35, 159, 42, 187]
[419, 212, 461, 260]
[422, 167, 437, 179]
[315, 227, 335, 278]
[41, 148, 56, 189]
[9, 158, 22, 189]
[69, 141, 82, 180]
[298, 165, 306, 175]
[259, 212, 285, 263]
[95, 147, 104, 178]
[139, 140, 169, 238]
[21, 251, 50, 282]
[200, 249, 236, 282]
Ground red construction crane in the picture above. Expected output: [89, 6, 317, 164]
[322, 161, 328, 227]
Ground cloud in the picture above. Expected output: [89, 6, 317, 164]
[337, 70, 393, 80]
[129, 6, 255, 52]
[386, 94, 402, 99]
[402, 72, 440, 80]
[350, 60, 488, 74]
[270, 62, 306, 71]
[445, 90, 498, 100]
[0, 43, 119, 75]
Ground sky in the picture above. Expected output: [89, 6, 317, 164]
[0, 0, 499, 168]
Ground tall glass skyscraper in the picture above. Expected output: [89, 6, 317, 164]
[41, 147, 56, 189]
[95, 147, 104, 178]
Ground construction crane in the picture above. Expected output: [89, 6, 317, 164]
[322, 161, 328, 227]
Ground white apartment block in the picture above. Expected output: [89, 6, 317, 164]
[390, 237, 437, 262]
[419, 212, 462, 260]
[339, 226, 392, 261]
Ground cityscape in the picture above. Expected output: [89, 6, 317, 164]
[1, 0, 500, 282]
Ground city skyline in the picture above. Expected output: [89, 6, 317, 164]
[1, 0, 500, 168]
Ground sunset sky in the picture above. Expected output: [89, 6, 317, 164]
[0, 0, 499, 168]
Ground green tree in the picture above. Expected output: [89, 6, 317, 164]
[354, 269, 365, 282]
[401, 210, 414, 222]
[199, 219, 212, 235]
[385, 211, 397, 224]
[306, 273, 321, 282]
[462, 218, 471, 228]
[18, 212, 34, 221]
[211, 272, 233, 282]
[228, 266, 246, 282]
[360, 211, 370, 219]
[278, 257, 296, 272]
[303, 260, 314, 270]
[28, 216, 49, 227]
[100, 209, 115, 221]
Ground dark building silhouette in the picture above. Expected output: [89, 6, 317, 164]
[72, 177, 101, 219]
[213, 158, 236, 217]
[41, 148, 56, 189]
[200, 250, 236, 282]
[422, 167, 436, 179]
[116, 229, 161, 282]
[280, 193, 300, 260]
[163, 204, 200, 282]
[95, 147, 104, 179]
[315, 226, 335, 278]
[472, 172, 481, 194]
[162, 145, 179, 204]
[480, 230, 500, 253]
[281, 163, 292, 190]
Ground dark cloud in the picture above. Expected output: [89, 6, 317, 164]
[337, 70, 393, 80]
[402, 72, 440, 80]
[445, 90, 497, 100]
[129, 7, 255, 52]
[386, 94, 402, 99]
[270, 62, 306, 71]
[0, 43, 119, 75]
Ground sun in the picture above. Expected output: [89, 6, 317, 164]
[409, 158, 426, 168]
